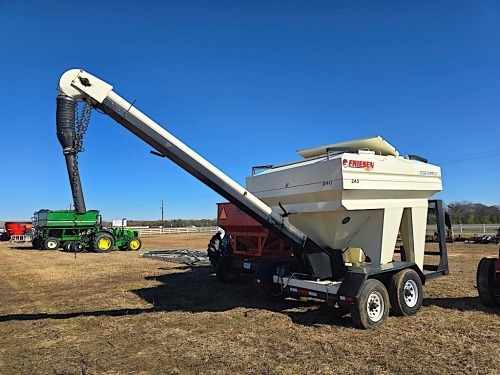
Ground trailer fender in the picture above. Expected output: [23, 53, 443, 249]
[336, 262, 423, 303]
[336, 272, 368, 303]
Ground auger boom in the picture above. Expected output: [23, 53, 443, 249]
[56, 68, 450, 328]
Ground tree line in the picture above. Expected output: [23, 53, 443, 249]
[447, 201, 500, 224]
[103, 201, 499, 227]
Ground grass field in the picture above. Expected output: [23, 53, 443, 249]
[0, 234, 499, 374]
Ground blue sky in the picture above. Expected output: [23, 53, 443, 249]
[1, 1, 499, 221]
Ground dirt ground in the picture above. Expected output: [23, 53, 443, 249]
[0, 234, 499, 375]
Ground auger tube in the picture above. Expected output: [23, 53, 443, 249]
[57, 69, 338, 279]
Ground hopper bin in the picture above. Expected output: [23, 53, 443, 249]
[246, 136, 442, 271]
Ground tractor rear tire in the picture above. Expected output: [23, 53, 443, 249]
[389, 269, 423, 316]
[93, 233, 114, 253]
[43, 237, 60, 250]
[351, 279, 390, 329]
[477, 257, 500, 307]
[216, 255, 240, 283]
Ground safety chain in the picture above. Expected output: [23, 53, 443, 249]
[75, 100, 93, 153]
[70, 100, 93, 202]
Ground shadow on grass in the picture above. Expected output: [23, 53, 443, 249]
[7, 245, 42, 251]
[0, 308, 155, 322]
[423, 296, 499, 313]
[4, 265, 492, 325]
[0, 265, 350, 327]
[134, 265, 352, 327]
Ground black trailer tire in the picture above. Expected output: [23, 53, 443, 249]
[207, 233, 222, 267]
[62, 241, 73, 252]
[216, 255, 240, 283]
[259, 264, 285, 302]
[93, 233, 114, 253]
[43, 237, 60, 250]
[389, 269, 424, 316]
[32, 237, 41, 249]
[70, 242, 84, 253]
[261, 283, 285, 302]
[477, 257, 500, 307]
[351, 279, 390, 329]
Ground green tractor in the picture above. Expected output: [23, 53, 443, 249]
[32, 209, 141, 253]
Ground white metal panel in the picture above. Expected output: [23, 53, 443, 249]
[297, 135, 399, 158]
[247, 143, 442, 271]
[59, 69, 113, 104]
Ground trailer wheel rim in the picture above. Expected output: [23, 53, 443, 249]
[47, 240, 58, 249]
[403, 279, 419, 308]
[367, 291, 385, 322]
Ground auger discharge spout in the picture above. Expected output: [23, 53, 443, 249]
[56, 95, 86, 214]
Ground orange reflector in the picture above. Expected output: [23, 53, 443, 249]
[219, 208, 227, 220]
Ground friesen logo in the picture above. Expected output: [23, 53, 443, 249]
[342, 159, 374, 171]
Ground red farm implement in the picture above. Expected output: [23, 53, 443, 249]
[207, 202, 292, 283]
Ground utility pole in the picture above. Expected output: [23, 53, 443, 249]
[161, 200, 164, 227]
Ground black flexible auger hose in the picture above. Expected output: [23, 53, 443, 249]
[56, 95, 86, 214]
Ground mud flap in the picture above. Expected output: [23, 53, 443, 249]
[337, 272, 368, 301]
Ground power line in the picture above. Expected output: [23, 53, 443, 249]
[443, 165, 500, 176]
[434, 149, 500, 165]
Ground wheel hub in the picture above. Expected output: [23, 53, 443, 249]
[403, 280, 418, 307]
[98, 238, 111, 249]
[367, 292, 384, 322]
